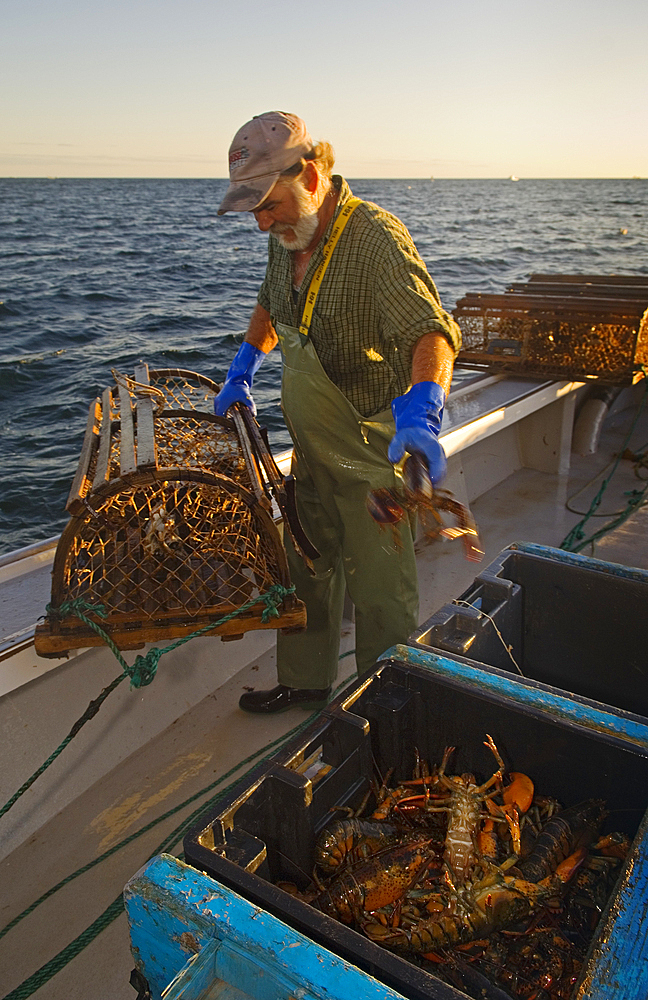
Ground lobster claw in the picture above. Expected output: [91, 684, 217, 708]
[438, 509, 485, 563]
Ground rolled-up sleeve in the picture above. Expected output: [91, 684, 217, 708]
[376, 235, 462, 365]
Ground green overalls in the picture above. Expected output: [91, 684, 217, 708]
[275, 320, 419, 686]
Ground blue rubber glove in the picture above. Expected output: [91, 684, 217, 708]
[387, 380, 447, 484]
[214, 342, 264, 417]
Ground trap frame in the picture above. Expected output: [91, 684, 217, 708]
[35, 364, 307, 657]
[454, 275, 648, 384]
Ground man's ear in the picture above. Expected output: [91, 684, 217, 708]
[302, 161, 319, 194]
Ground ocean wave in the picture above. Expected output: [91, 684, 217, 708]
[0, 349, 66, 366]
[82, 291, 125, 301]
[0, 301, 21, 316]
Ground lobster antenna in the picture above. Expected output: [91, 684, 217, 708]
[272, 848, 314, 884]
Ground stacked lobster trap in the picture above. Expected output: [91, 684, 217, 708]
[35, 365, 311, 657]
[454, 273, 648, 384]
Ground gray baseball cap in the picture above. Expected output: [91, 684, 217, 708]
[217, 111, 313, 215]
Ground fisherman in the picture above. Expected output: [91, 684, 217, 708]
[215, 112, 461, 713]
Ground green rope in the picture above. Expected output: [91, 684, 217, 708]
[561, 375, 648, 553]
[2, 895, 126, 1000]
[46, 598, 131, 672]
[0, 665, 355, 1000]
[47, 585, 295, 689]
[565, 485, 648, 554]
[0, 585, 296, 821]
[0, 673, 126, 821]
[124, 583, 296, 688]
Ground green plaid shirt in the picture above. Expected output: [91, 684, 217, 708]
[258, 176, 461, 417]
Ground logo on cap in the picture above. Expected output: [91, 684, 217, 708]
[229, 147, 249, 172]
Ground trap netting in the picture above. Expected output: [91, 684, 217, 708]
[454, 277, 648, 384]
[35, 366, 305, 657]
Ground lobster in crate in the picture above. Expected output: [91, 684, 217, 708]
[35, 364, 317, 657]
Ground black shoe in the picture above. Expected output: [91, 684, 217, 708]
[238, 683, 331, 714]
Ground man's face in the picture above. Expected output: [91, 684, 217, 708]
[252, 179, 319, 251]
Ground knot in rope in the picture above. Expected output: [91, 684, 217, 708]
[259, 584, 296, 623]
[126, 648, 163, 689]
[46, 598, 108, 620]
[560, 523, 585, 551]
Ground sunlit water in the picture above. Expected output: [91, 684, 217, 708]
[1, 177, 646, 553]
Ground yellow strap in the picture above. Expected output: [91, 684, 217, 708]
[298, 197, 363, 339]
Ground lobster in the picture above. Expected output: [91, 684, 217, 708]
[312, 837, 439, 924]
[366, 453, 484, 562]
[364, 844, 587, 955]
[477, 922, 581, 1000]
[314, 818, 402, 874]
[365, 869, 556, 953]
[370, 781, 421, 822]
[274, 743, 619, 997]
[395, 735, 532, 883]
[513, 799, 607, 883]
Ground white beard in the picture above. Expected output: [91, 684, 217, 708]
[271, 212, 319, 251]
[270, 182, 320, 251]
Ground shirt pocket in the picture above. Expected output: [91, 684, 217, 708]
[312, 308, 372, 372]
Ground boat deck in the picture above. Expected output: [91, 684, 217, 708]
[1, 396, 648, 999]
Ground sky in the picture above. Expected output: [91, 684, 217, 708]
[2, 0, 647, 179]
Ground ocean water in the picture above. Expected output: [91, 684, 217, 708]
[1, 177, 646, 555]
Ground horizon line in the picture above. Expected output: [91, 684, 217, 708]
[1, 175, 645, 182]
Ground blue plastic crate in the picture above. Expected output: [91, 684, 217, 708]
[125, 853, 413, 1000]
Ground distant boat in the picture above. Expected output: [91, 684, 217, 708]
[509, 175, 520, 181]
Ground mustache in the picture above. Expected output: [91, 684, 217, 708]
[270, 210, 319, 251]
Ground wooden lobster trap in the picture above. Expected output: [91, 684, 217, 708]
[454, 274, 648, 384]
[35, 364, 312, 658]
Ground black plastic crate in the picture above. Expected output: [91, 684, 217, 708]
[184, 653, 648, 1000]
[410, 542, 648, 720]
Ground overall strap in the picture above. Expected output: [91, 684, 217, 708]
[298, 197, 363, 341]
